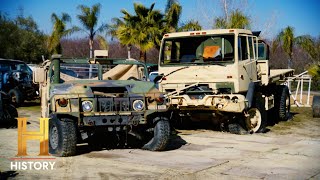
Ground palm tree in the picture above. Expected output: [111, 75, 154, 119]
[116, 3, 164, 62]
[96, 35, 108, 50]
[178, 20, 202, 31]
[48, 13, 78, 54]
[164, 0, 201, 32]
[295, 35, 320, 79]
[164, 0, 181, 32]
[273, 26, 314, 68]
[77, 3, 107, 58]
[214, 9, 250, 29]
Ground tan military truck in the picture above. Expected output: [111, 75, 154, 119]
[156, 29, 294, 133]
[33, 51, 170, 156]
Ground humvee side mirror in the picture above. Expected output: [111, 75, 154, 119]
[33, 67, 46, 84]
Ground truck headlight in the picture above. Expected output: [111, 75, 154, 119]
[132, 100, 144, 111]
[82, 101, 93, 112]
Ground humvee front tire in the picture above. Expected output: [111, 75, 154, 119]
[142, 117, 170, 151]
[49, 117, 77, 157]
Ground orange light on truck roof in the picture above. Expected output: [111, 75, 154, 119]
[229, 30, 234, 32]
[164, 34, 169, 37]
[190, 33, 195, 35]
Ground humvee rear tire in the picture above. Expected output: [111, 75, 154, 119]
[279, 86, 290, 121]
[49, 117, 77, 157]
[9, 89, 23, 107]
[313, 96, 320, 118]
[142, 117, 170, 151]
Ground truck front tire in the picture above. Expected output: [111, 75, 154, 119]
[142, 117, 170, 151]
[49, 117, 77, 157]
[245, 93, 267, 133]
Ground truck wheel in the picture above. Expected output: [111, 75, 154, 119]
[245, 94, 267, 133]
[9, 89, 24, 107]
[49, 117, 77, 157]
[279, 86, 290, 121]
[142, 117, 170, 151]
[313, 96, 320, 118]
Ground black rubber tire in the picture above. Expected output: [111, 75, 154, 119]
[49, 117, 77, 157]
[313, 96, 320, 118]
[9, 89, 24, 107]
[279, 86, 290, 121]
[142, 117, 170, 151]
[7, 104, 18, 128]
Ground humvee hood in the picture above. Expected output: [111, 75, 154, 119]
[50, 80, 157, 97]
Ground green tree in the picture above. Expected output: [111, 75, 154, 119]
[164, 0, 181, 32]
[116, 3, 164, 62]
[48, 13, 78, 54]
[77, 3, 107, 58]
[273, 26, 313, 68]
[178, 20, 202, 31]
[164, 0, 201, 32]
[0, 12, 48, 63]
[214, 9, 250, 29]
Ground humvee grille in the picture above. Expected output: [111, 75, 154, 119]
[97, 98, 143, 112]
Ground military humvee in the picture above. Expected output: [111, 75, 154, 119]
[157, 29, 294, 133]
[33, 51, 170, 156]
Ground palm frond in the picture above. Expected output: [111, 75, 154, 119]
[96, 35, 108, 50]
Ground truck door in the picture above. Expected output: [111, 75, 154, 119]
[238, 35, 258, 92]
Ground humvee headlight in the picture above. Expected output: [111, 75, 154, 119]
[82, 101, 93, 112]
[58, 98, 68, 107]
[132, 100, 144, 111]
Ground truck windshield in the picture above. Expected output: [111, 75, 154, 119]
[160, 35, 235, 65]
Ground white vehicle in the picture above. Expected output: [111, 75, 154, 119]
[157, 29, 294, 133]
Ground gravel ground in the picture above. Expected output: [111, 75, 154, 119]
[0, 104, 319, 180]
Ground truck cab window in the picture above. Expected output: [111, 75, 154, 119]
[238, 36, 248, 61]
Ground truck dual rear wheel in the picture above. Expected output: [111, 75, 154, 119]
[49, 117, 77, 157]
[142, 117, 170, 151]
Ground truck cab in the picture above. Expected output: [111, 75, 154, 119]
[158, 29, 293, 133]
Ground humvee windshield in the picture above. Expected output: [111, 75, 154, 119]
[160, 35, 235, 65]
[55, 63, 146, 82]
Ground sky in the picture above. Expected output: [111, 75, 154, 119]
[0, 0, 319, 39]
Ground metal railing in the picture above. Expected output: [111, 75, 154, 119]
[285, 71, 312, 107]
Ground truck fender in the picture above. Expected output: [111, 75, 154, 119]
[245, 82, 258, 109]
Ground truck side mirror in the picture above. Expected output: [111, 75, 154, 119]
[33, 67, 46, 84]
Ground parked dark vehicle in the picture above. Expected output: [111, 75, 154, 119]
[0, 59, 39, 106]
